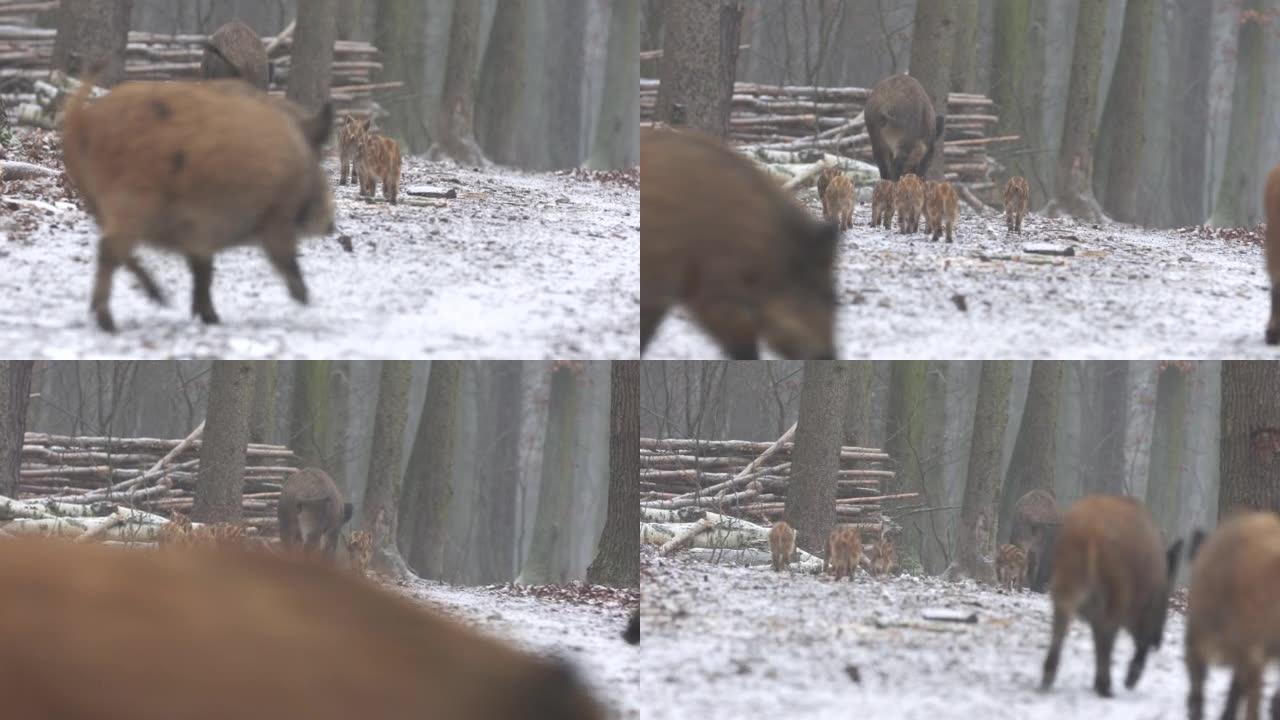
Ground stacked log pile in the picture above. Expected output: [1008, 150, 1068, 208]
[640, 78, 1014, 192]
[7, 425, 299, 539]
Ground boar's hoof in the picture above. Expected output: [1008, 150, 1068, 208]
[288, 278, 309, 305]
[194, 307, 220, 325]
[95, 308, 117, 333]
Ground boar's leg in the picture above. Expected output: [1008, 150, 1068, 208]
[1238, 662, 1264, 720]
[868, 126, 892, 180]
[1218, 672, 1243, 720]
[1186, 650, 1208, 720]
[1267, 285, 1279, 345]
[121, 256, 166, 306]
[1124, 640, 1148, 690]
[640, 302, 667, 354]
[261, 231, 309, 305]
[1089, 622, 1118, 697]
[186, 256, 220, 325]
[91, 242, 126, 332]
[1040, 605, 1070, 691]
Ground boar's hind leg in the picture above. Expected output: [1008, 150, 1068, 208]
[186, 256, 220, 325]
[91, 241, 126, 332]
[1040, 605, 1070, 691]
[123, 256, 166, 306]
[262, 231, 309, 305]
[1123, 640, 1148, 690]
[1266, 285, 1279, 345]
[1089, 622, 1118, 697]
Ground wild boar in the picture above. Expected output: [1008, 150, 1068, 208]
[1185, 512, 1280, 720]
[339, 115, 370, 186]
[625, 611, 640, 645]
[1040, 495, 1183, 698]
[358, 131, 402, 204]
[640, 127, 840, 359]
[824, 173, 855, 231]
[870, 179, 895, 229]
[278, 468, 352, 560]
[825, 524, 863, 581]
[865, 74, 945, 181]
[1004, 176, 1030, 233]
[995, 543, 1027, 591]
[865, 529, 898, 577]
[925, 180, 958, 243]
[894, 173, 924, 235]
[1009, 487, 1061, 592]
[816, 165, 840, 217]
[1263, 164, 1280, 344]
[0, 537, 605, 720]
[201, 19, 271, 90]
[768, 520, 797, 572]
[61, 77, 335, 332]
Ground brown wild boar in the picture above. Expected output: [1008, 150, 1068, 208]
[871, 179, 895, 229]
[358, 131, 402, 204]
[865, 529, 898, 577]
[640, 127, 840, 359]
[816, 165, 840, 217]
[768, 520, 797, 572]
[625, 611, 640, 645]
[865, 74, 945, 181]
[1263, 164, 1280, 344]
[825, 524, 863, 581]
[825, 173, 855, 231]
[1185, 512, 1280, 720]
[1009, 487, 1061, 592]
[339, 115, 370, 186]
[201, 19, 271, 90]
[61, 77, 335, 332]
[895, 173, 924, 235]
[278, 468, 353, 560]
[995, 543, 1027, 591]
[0, 537, 604, 720]
[1040, 495, 1183, 698]
[925, 180, 958, 243]
[1004, 176, 1030, 233]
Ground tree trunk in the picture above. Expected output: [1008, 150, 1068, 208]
[1050, 0, 1106, 221]
[53, 0, 132, 85]
[287, 0, 337, 112]
[906, 0, 955, 181]
[520, 363, 582, 584]
[1084, 361, 1128, 495]
[587, 361, 640, 587]
[999, 360, 1061, 541]
[360, 361, 413, 578]
[545, 0, 589, 168]
[588, 0, 640, 170]
[0, 361, 34, 499]
[1211, 1, 1266, 227]
[327, 362, 351, 494]
[952, 361, 1013, 583]
[336, 0, 363, 41]
[990, 0, 1034, 198]
[476, 0, 529, 166]
[288, 361, 331, 471]
[885, 361, 928, 567]
[1168, 0, 1211, 227]
[949, 0, 980, 93]
[477, 361, 522, 582]
[248, 361, 277, 445]
[1093, 0, 1154, 222]
[1219, 361, 1280, 515]
[432, 0, 485, 165]
[784, 362, 849, 555]
[1146, 362, 1188, 536]
[192, 361, 253, 524]
[655, 0, 744, 136]
[375, 0, 433, 153]
[402, 361, 461, 580]
[841, 361, 875, 448]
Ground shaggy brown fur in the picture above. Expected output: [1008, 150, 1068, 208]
[61, 77, 334, 332]
[865, 529, 897, 577]
[871, 179, 895, 229]
[865, 74, 945, 181]
[824, 173, 855, 231]
[1009, 487, 1062, 591]
[768, 520, 797, 571]
[358, 132, 401, 204]
[894, 173, 924, 235]
[1263, 165, 1280, 344]
[816, 165, 840, 217]
[278, 468, 352, 561]
[825, 524, 864, 581]
[339, 115, 370, 186]
[996, 543, 1028, 591]
[1004, 176, 1030, 233]
[925, 180, 958, 243]
[201, 19, 271, 90]
[641, 127, 839, 359]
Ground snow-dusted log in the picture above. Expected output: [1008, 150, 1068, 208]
[648, 423, 798, 509]
[642, 509, 824, 571]
[3, 516, 175, 541]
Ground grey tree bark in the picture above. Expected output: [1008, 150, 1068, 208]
[588, 0, 640, 169]
[885, 361, 928, 568]
[402, 361, 461, 580]
[1050, 0, 1107, 221]
[360, 361, 413, 578]
[1211, 0, 1267, 227]
[192, 361, 253, 524]
[53, 0, 133, 85]
[949, 0, 980, 93]
[1093, 0, 1154, 223]
[375, 0, 433, 153]
[998, 360, 1061, 541]
[655, 0, 744, 136]
[477, 361, 522, 582]
[520, 363, 581, 584]
[1219, 361, 1280, 515]
[1147, 362, 1189, 535]
[951, 361, 1013, 583]
[287, 0, 337, 112]
[432, 0, 486, 165]
[841, 361, 875, 448]
[1168, 0, 1212, 227]
[587, 361, 640, 588]
[288, 361, 331, 471]
[1084, 361, 1128, 495]
[476, 0, 530, 166]
[0, 361, 34, 499]
[784, 362, 849, 556]
[545, 0, 588, 167]
[906, 0, 955, 181]
[248, 361, 277, 445]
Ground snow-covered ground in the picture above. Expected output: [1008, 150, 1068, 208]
[398, 576, 639, 719]
[0, 129, 639, 359]
[640, 554, 1256, 720]
[645, 187, 1276, 359]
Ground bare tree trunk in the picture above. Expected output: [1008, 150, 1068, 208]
[841, 361, 875, 448]
[545, 0, 588, 167]
[949, 0, 980, 93]
[1219, 361, 1280, 515]
[336, 0, 363, 41]
[588, 0, 641, 170]
[999, 360, 1060, 540]
[785, 362, 849, 556]
[0, 361, 34, 499]
[906, 0, 955, 180]
[288, 361, 331, 471]
[1049, 0, 1106, 221]
[587, 361, 640, 588]
[1093, 0, 1154, 223]
[655, 0, 744, 136]
[431, 0, 486, 165]
[53, 0, 133, 85]
[1147, 362, 1188, 536]
[1167, 0, 1211, 226]
[361, 361, 413, 578]
[1211, 0, 1267, 227]
[192, 361, 253, 524]
[885, 360, 928, 567]
[375, 0, 432, 152]
[403, 361, 461, 580]
[476, 0, 529, 166]
[476, 361, 522, 583]
[1084, 361, 1128, 495]
[287, 0, 337, 112]
[248, 361, 277, 445]
[951, 361, 1013, 584]
[520, 364, 582, 584]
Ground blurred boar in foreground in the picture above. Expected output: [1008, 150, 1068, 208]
[870, 180, 895, 229]
[641, 127, 840, 359]
[1185, 512, 1280, 720]
[995, 543, 1027, 591]
[865, 74, 945, 181]
[894, 174, 924, 235]
[824, 173, 855, 231]
[201, 19, 271, 90]
[278, 468, 352, 561]
[1263, 164, 1280, 344]
[924, 180, 958, 243]
[1040, 495, 1182, 698]
[1009, 487, 1061, 592]
[768, 520, 796, 572]
[0, 537, 604, 720]
[61, 77, 334, 332]
[825, 525, 863, 581]
[1004, 176, 1030, 234]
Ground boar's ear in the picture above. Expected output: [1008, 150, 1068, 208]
[1166, 538, 1185, 584]
[934, 114, 946, 140]
[342, 502, 354, 524]
[299, 103, 335, 150]
[1188, 529, 1206, 561]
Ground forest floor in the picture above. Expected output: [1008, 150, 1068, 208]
[640, 552, 1261, 720]
[644, 185, 1276, 359]
[398, 575, 640, 719]
[0, 128, 638, 359]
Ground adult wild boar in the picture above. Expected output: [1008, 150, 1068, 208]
[201, 19, 272, 90]
[864, 74, 945, 181]
[278, 468, 352, 560]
